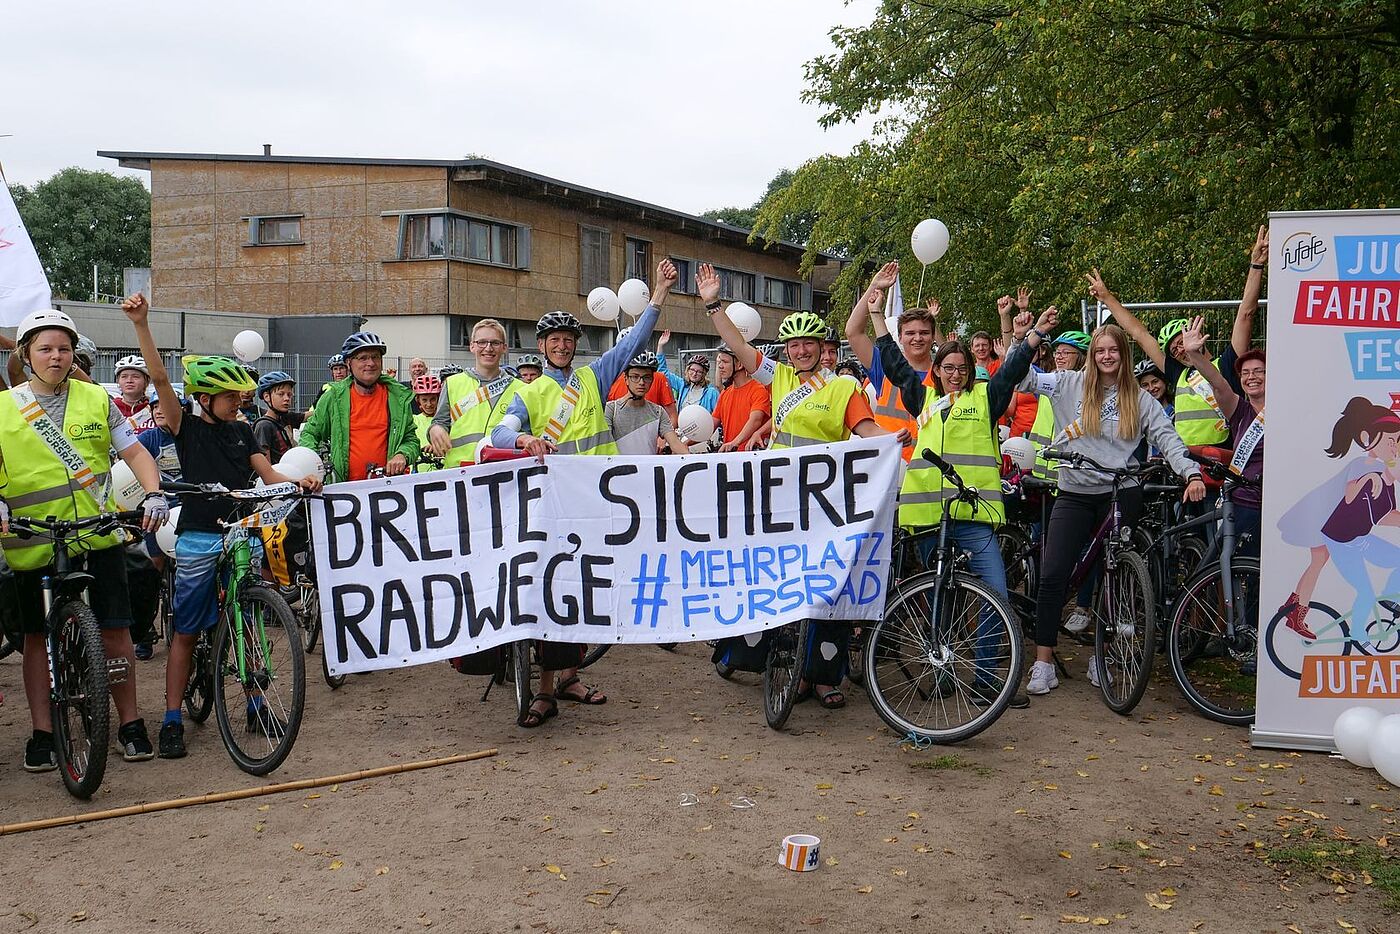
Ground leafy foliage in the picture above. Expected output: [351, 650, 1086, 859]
[702, 169, 817, 246]
[755, 0, 1400, 330]
[9, 168, 151, 301]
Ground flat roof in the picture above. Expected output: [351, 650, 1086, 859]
[98, 149, 833, 264]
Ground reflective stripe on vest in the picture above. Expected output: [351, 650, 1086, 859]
[898, 381, 1005, 528]
[444, 372, 520, 466]
[0, 381, 125, 570]
[1028, 394, 1058, 486]
[871, 367, 935, 463]
[1174, 366, 1228, 444]
[768, 364, 858, 451]
[521, 369, 618, 457]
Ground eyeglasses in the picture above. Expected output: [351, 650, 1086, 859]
[625, 372, 653, 382]
[939, 364, 969, 374]
[472, 339, 505, 349]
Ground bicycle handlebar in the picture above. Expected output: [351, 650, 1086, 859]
[8, 509, 146, 535]
[162, 480, 315, 500]
[1186, 451, 1261, 490]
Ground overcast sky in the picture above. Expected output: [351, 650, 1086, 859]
[4, 0, 879, 215]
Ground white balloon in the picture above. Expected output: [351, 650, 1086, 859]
[677, 405, 715, 442]
[276, 447, 324, 483]
[725, 302, 762, 342]
[1368, 714, 1400, 786]
[911, 218, 950, 265]
[1001, 436, 1036, 473]
[109, 460, 146, 510]
[1334, 706, 1384, 767]
[155, 506, 181, 557]
[232, 329, 266, 363]
[617, 278, 651, 318]
[587, 287, 621, 322]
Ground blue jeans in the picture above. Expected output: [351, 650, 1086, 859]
[917, 520, 1010, 675]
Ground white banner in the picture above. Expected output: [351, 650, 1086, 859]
[0, 180, 52, 327]
[310, 436, 901, 675]
[1258, 209, 1400, 750]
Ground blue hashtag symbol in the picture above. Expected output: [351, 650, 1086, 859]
[630, 553, 670, 628]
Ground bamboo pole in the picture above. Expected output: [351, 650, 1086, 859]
[0, 748, 498, 837]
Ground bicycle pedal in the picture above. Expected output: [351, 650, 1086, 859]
[107, 656, 131, 686]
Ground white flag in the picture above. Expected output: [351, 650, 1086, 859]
[0, 181, 53, 327]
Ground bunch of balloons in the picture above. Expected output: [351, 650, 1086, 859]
[1332, 706, 1400, 786]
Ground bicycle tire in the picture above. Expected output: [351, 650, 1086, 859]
[185, 630, 215, 724]
[1094, 550, 1155, 715]
[212, 584, 306, 775]
[580, 643, 610, 669]
[997, 526, 1038, 602]
[1167, 558, 1260, 726]
[763, 620, 810, 730]
[512, 641, 533, 724]
[846, 626, 867, 688]
[51, 600, 110, 799]
[321, 651, 346, 690]
[1168, 536, 1210, 662]
[1264, 600, 1347, 680]
[863, 570, 1024, 744]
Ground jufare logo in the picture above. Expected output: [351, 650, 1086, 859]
[1281, 232, 1327, 273]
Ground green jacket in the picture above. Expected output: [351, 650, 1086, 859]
[298, 375, 420, 482]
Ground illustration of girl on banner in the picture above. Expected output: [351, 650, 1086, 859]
[1272, 397, 1400, 668]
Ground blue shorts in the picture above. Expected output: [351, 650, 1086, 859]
[172, 531, 262, 635]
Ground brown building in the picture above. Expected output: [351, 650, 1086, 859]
[100, 148, 841, 360]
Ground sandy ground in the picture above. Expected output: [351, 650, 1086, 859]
[0, 641, 1395, 934]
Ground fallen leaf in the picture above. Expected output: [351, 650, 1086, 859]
[330, 784, 340, 792]
[1060, 915, 1091, 924]
[329, 860, 344, 871]
[884, 836, 898, 843]
[855, 810, 867, 816]
[376, 867, 389, 875]
[892, 868, 907, 877]
[1059, 851, 1073, 859]
[1209, 785, 1225, 796]
[1144, 893, 1172, 910]
[816, 783, 833, 790]
[1160, 887, 1177, 897]
[1086, 754, 1100, 761]
[545, 864, 562, 874]
[592, 858, 615, 868]
[1337, 921, 1356, 932]
[824, 857, 840, 867]
[292, 842, 305, 851]
[1091, 920, 1110, 927]
[256, 804, 270, 812]
[855, 885, 873, 894]
[70, 912, 87, 923]
[661, 758, 677, 764]
[306, 793, 321, 800]
[1066, 889, 1081, 898]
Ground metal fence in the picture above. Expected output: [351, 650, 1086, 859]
[1081, 298, 1268, 359]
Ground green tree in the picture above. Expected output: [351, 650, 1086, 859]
[9, 168, 150, 301]
[702, 169, 818, 245]
[757, 0, 1400, 331]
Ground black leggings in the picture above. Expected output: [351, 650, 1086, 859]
[1033, 488, 1142, 648]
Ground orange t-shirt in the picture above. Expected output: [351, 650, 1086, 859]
[607, 372, 676, 409]
[715, 379, 772, 445]
[347, 382, 389, 481]
[842, 386, 876, 432]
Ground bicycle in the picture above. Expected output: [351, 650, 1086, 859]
[161, 480, 309, 775]
[860, 448, 1024, 743]
[1161, 456, 1261, 725]
[8, 508, 145, 798]
[1040, 449, 1157, 715]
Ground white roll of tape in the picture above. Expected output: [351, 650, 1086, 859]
[779, 833, 821, 871]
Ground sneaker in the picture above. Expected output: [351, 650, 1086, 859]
[1086, 655, 1114, 689]
[1025, 660, 1059, 695]
[118, 719, 156, 762]
[247, 703, 287, 739]
[158, 720, 187, 759]
[134, 642, 154, 661]
[1064, 611, 1090, 634]
[23, 732, 57, 772]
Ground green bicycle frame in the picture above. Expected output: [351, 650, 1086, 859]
[221, 527, 275, 686]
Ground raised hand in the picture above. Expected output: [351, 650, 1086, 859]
[1085, 268, 1113, 302]
[1181, 316, 1208, 356]
[657, 329, 672, 350]
[122, 293, 150, 323]
[870, 261, 899, 291]
[992, 337, 1007, 356]
[1250, 225, 1269, 266]
[1036, 306, 1059, 335]
[696, 263, 721, 304]
[1016, 286, 1032, 311]
[925, 298, 941, 317]
[656, 259, 679, 289]
[867, 288, 884, 310]
[1012, 310, 1034, 340]
[996, 295, 1013, 317]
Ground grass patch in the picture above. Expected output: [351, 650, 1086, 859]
[1266, 844, 1400, 913]
[1108, 839, 1138, 854]
[910, 754, 994, 777]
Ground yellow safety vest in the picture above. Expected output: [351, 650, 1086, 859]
[0, 380, 124, 570]
[899, 383, 1005, 528]
[769, 364, 859, 449]
[520, 369, 618, 456]
[1174, 363, 1228, 445]
[443, 371, 523, 466]
[1028, 394, 1058, 486]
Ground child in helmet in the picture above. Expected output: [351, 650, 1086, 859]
[252, 371, 304, 462]
[605, 352, 689, 455]
[113, 354, 156, 432]
[411, 374, 442, 468]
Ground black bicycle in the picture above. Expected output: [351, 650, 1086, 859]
[8, 508, 145, 798]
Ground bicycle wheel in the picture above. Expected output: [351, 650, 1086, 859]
[212, 584, 306, 775]
[511, 640, 533, 723]
[1094, 550, 1155, 715]
[864, 571, 1024, 744]
[580, 643, 610, 669]
[300, 581, 320, 654]
[1168, 558, 1259, 726]
[997, 526, 1038, 602]
[185, 630, 215, 723]
[1264, 600, 1347, 680]
[1168, 536, 1210, 662]
[763, 620, 810, 730]
[50, 600, 110, 799]
[321, 651, 346, 690]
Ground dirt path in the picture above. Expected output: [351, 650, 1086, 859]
[1, 643, 1394, 934]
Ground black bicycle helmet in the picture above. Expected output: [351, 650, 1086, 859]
[627, 351, 660, 371]
[536, 311, 583, 339]
[1134, 359, 1165, 381]
[327, 353, 346, 368]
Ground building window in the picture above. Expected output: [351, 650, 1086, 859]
[764, 277, 801, 310]
[716, 266, 756, 303]
[579, 226, 611, 294]
[668, 257, 696, 295]
[404, 213, 518, 266]
[625, 238, 651, 283]
[246, 214, 303, 246]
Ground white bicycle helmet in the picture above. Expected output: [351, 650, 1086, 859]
[115, 354, 149, 378]
[17, 309, 79, 344]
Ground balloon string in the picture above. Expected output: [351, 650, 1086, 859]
[915, 265, 928, 307]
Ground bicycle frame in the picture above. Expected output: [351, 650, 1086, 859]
[219, 529, 272, 687]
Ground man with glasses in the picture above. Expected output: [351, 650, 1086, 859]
[426, 319, 522, 468]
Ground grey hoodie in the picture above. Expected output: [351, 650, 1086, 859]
[1016, 364, 1200, 494]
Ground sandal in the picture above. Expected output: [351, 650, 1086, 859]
[817, 688, 846, 710]
[519, 694, 558, 729]
[554, 675, 607, 705]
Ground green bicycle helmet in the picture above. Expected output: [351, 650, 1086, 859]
[182, 355, 257, 396]
[1157, 318, 1189, 347]
[777, 311, 828, 341]
[1051, 330, 1090, 352]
